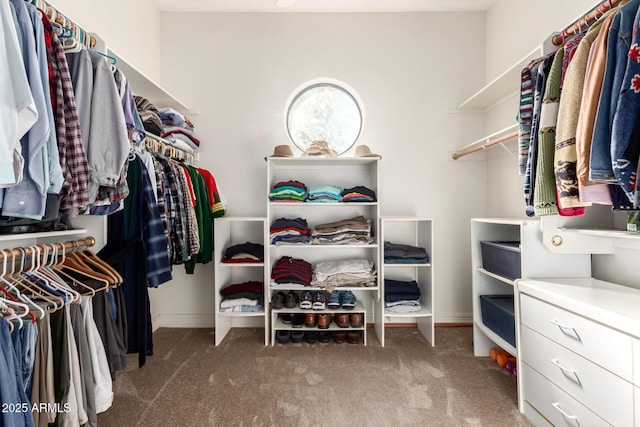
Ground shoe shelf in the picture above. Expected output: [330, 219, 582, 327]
[269, 286, 379, 292]
[270, 302, 367, 346]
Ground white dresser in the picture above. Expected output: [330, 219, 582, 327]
[515, 278, 640, 426]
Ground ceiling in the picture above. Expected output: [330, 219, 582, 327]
[154, 0, 497, 13]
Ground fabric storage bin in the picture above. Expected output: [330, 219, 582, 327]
[479, 295, 515, 347]
[480, 241, 521, 280]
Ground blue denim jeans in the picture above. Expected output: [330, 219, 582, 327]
[0, 320, 35, 427]
[590, 0, 640, 182]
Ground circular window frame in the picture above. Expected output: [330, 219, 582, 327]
[284, 78, 365, 156]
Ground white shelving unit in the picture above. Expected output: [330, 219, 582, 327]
[380, 217, 434, 347]
[213, 217, 268, 346]
[470, 218, 590, 358]
[266, 157, 381, 345]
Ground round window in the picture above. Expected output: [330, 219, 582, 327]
[285, 80, 364, 155]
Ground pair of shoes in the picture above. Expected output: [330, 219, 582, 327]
[334, 313, 350, 328]
[349, 312, 363, 328]
[285, 291, 299, 308]
[347, 331, 362, 344]
[333, 331, 347, 344]
[276, 330, 290, 344]
[305, 313, 317, 328]
[317, 313, 332, 329]
[271, 291, 286, 309]
[291, 314, 305, 328]
[300, 291, 313, 309]
[312, 292, 326, 310]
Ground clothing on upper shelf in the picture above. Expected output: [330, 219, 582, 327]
[518, 1, 640, 214]
[222, 242, 264, 263]
[312, 215, 372, 245]
[270, 217, 311, 245]
[384, 241, 429, 264]
[384, 279, 421, 313]
[269, 180, 308, 202]
[271, 256, 313, 287]
[311, 259, 377, 289]
[218, 281, 264, 313]
[306, 185, 343, 203]
[341, 185, 377, 202]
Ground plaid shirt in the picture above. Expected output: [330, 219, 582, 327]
[151, 155, 171, 257]
[155, 155, 186, 264]
[174, 162, 200, 257]
[41, 12, 90, 215]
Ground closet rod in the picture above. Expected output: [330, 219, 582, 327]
[29, 0, 96, 48]
[451, 126, 518, 160]
[144, 131, 196, 164]
[0, 236, 96, 262]
[552, 0, 622, 46]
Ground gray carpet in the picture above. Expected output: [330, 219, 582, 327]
[97, 327, 532, 426]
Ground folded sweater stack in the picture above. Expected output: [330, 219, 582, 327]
[271, 256, 313, 287]
[384, 242, 429, 264]
[384, 279, 421, 313]
[312, 215, 372, 245]
[311, 259, 377, 288]
[221, 242, 264, 264]
[341, 185, 377, 202]
[307, 185, 343, 203]
[269, 180, 307, 202]
[219, 281, 264, 312]
[270, 217, 311, 245]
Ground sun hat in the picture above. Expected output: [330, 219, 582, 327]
[354, 144, 381, 159]
[302, 141, 338, 158]
[264, 144, 294, 161]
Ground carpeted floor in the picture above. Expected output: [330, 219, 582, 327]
[97, 327, 532, 426]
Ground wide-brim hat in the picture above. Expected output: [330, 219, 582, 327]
[354, 144, 381, 159]
[302, 140, 337, 158]
[265, 144, 294, 161]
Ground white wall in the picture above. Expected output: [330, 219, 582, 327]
[150, 12, 487, 325]
[48, 0, 162, 82]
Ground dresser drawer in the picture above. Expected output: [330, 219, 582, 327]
[520, 326, 634, 427]
[520, 294, 633, 381]
[522, 363, 610, 427]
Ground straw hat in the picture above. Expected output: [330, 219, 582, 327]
[354, 144, 381, 159]
[264, 144, 294, 161]
[302, 141, 337, 158]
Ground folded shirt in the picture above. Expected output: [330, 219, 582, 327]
[314, 259, 375, 282]
[223, 242, 264, 261]
[341, 185, 377, 202]
[384, 241, 430, 262]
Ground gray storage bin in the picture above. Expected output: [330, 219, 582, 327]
[480, 295, 515, 347]
[480, 241, 521, 280]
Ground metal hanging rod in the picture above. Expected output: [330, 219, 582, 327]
[552, 0, 622, 46]
[0, 236, 96, 262]
[451, 125, 518, 160]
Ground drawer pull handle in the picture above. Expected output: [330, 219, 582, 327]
[552, 403, 580, 425]
[549, 319, 581, 341]
[551, 359, 582, 385]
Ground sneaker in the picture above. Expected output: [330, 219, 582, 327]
[291, 331, 305, 343]
[304, 331, 318, 344]
[340, 290, 356, 309]
[326, 290, 341, 309]
[292, 313, 305, 328]
[279, 313, 292, 324]
[300, 291, 313, 309]
[284, 291, 299, 309]
[271, 291, 286, 309]
[312, 291, 326, 310]
[276, 330, 290, 344]
[318, 331, 332, 343]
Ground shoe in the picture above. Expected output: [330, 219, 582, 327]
[279, 313, 292, 324]
[291, 331, 305, 343]
[292, 313, 305, 328]
[340, 290, 356, 309]
[276, 330, 290, 344]
[300, 291, 313, 309]
[326, 290, 341, 309]
[304, 313, 317, 328]
[317, 313, 332, 329]
[271, 291, 286, 309]
[318, 331, 332, 343]
[347, 331, 362, 344]
[349, 312, 364, 328]
[284, 291, 299, 308]
[334, 313, 350, 328]
[304, 331, 318, 344]
[333, 331, 347, 344]
[312, 291, 326, 310]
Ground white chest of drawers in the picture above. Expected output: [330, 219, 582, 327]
[515, 278, 640, 426]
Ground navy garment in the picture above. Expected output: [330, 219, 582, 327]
[0, 320, 35, 427]
[384, 279, 421, 303]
